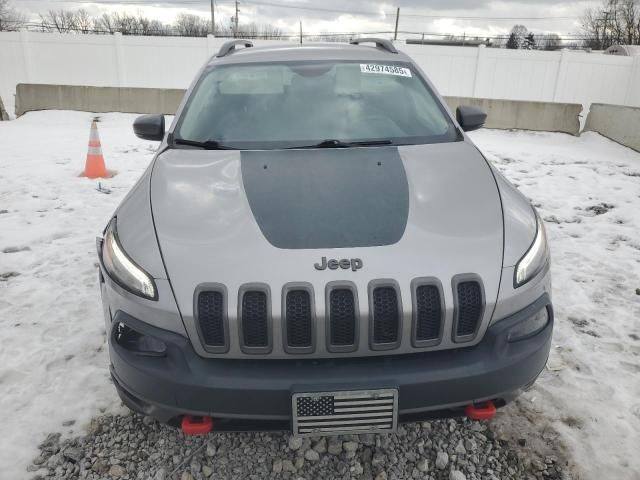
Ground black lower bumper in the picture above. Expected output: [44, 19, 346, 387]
[110, 295, 552, 429]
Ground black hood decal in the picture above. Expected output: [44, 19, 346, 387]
[241, 147, 409, 249]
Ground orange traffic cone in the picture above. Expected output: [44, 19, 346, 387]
[81, 120, 112, 178]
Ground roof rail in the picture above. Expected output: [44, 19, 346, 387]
[216, 39, 253, 58]
[349, 38, 398, 54]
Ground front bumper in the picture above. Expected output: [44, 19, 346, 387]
[109, 294, 552, 429]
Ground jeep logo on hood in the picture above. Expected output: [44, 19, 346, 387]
[314, 257, 363, 272]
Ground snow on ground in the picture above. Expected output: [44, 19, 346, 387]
[473, 129, 640, 480]
[0, 112, 157, 478]
[0, 112, 639, 479]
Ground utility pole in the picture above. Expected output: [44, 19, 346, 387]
[210, 0, 215, 36]
[299, 21, 303, 44]
[393, 7, 400, 41]
[601, 10, 610, 49]
[234, 0, 240, 38]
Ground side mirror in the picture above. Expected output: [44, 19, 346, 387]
[456, 106, 487, 132]
[133, 114, 165, 141]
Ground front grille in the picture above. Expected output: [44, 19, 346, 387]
[197, 290, 226, 348]
[241, 290, 269, 348]
[372, 286, 400, 345]
[415, 285, 442, 342]
[194, 275, 486, 357]
[329, 288, 357, 347]
[285, 289, 312, 348]
[456, 281, 483, 338]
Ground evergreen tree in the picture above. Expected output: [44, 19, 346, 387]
[506, 32, 519, 49]
[506, 24, 528, 49]
[524, 32, 537, 50]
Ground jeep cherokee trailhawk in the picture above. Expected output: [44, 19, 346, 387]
[97, 38, 552, 436]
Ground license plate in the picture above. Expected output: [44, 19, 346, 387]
[292, 389, 398, 437]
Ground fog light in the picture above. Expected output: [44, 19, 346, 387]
[114, 322, 167, 357]
[508, 307, 549, 342]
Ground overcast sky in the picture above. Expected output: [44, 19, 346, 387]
[13, 0, 601, 38]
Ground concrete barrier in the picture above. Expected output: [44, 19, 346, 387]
[14, 84, 583, 136]
[0, 95, 8, 120]
[445, 97, 582, 136]
[15, 84, 185, 116]
[584, 103, 640, 152]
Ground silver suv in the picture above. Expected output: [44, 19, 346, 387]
[97, 38, 552, 436]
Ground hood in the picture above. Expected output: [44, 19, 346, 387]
[150, 141, 503, 357]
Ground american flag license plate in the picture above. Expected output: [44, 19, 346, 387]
[292, 389, 398, 437]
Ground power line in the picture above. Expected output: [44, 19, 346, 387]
[52, 0, 580, 22]
[239, 0, 581, 21]
[44, 0, 211, 3]
[399, 13, 578, 21]
[240, 0, 386, 16]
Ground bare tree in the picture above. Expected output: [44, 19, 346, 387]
[0, 0, 26, 31]
[234, 22, 283, 39]
[75, 9, 94, 34]
[111, 12, 142, 35]
[87, 11, 171, 35]
[30, 7, 282, 39]
[39, 9, 78, 33]
[582, 0, 640, 48]
[138, 16, 171, 36]
[533, 33, 563, 50]
[175, 13, 210, 37]
[310, 33, 354, 42]
[582, 7, 604, 48]
[208, 17, 283, 39]
[621, 0, 640, 43]
[96, 12, 116, 33]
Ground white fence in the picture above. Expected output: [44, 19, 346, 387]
[2, 31, 640, 117]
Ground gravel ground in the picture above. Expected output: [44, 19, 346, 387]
[28, 401, 573, 480]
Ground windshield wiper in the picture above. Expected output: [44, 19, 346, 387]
[289, 139, 393, 149]
[172, 138, 237, 150]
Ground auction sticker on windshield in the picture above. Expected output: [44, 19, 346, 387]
[360, 64, 412, 77]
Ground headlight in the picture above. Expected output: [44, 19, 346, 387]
[101, 219, 157, 300]
[514, 214, 549, 288]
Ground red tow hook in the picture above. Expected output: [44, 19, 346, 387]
[181, 415, 214, 435]
[465, 401, 497, 421]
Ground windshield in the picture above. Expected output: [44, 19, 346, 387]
[174, 61, 459, 150]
